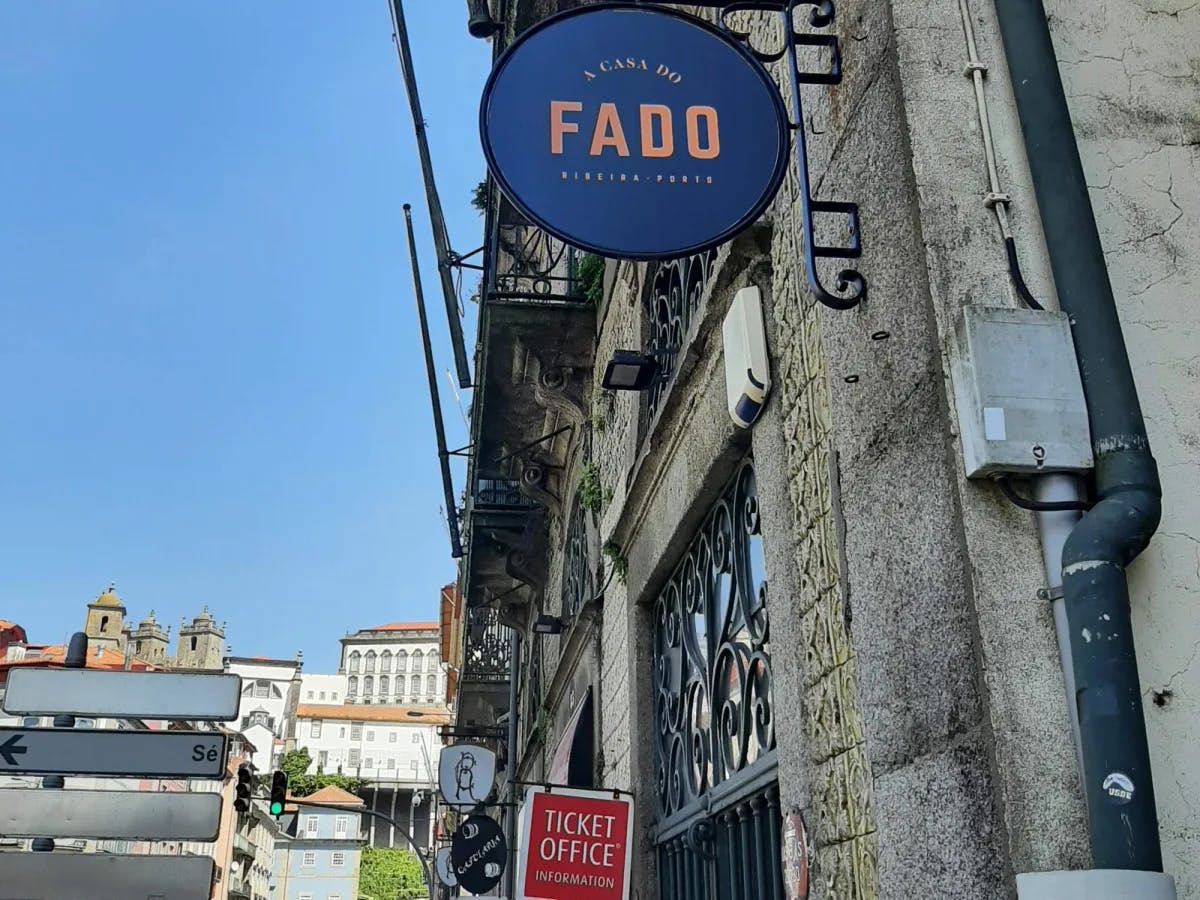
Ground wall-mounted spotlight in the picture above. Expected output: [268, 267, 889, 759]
[466, 0, 500, 38]
[601, 350, 665, 392]
[533, 615, 565, 636]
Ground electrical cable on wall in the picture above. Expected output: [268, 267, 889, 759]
[958, 0, 1044, 311]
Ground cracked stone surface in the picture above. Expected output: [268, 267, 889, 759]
[1047, 0, 1200, 892]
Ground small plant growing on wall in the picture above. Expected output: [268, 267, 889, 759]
[471, 179, 489, 214]
[575, 253, 605, 304]
[603, 541, 629, 584]
[579, 461, 603, 512]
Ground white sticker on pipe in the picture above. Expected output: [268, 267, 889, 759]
[983, 407, 1007, 442]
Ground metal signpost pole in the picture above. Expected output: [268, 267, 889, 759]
[30, 630, 87, 853]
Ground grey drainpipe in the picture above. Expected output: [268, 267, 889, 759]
[994, 0, 1164, 873]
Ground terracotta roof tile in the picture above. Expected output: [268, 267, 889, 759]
[296, 703, 449, 724]
[300, 785, 366, 805]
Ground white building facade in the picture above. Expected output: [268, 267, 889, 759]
[338, 623, 443, 706]
[224, 656, 302, 772]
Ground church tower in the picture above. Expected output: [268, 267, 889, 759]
[83, 584, 127, 654]
[174, 607, 225, 670]
[128, 610, 170, 665]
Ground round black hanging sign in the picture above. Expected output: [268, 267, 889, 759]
[450, 813, 508, 894]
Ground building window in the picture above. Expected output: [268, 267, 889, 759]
[366, 729, 375, 742]
[380, 676, 389, 698]
[306, 690, 314, 699]
[428, 651, 437, 673]
[364, 757, 373, 769]
[380, 650, 392, 673]
[412, 733, 421, 744]
[318, 750, 329, 769]
[99, 615, 109, 632]
[319, 690, 326, 700]
[75, 718, 95, 729]
[305, 817, 319, 838]
[329, 895, 342, 900]
[311, 721, 322, 739]
[339, 726, 346, 738]
[351, 722, 363, 740]
[332, 691, 338, 701]
[397, 650, 408, 673]
[410, 760, 419, 773]
[412, 650, 424, 674]
[335, 816, 348, 838]
[651, 459, 779, 898]
[22, 717, 40, 728]
[364, 676, 374, 697]
[348, 676, 358, 698]
[348, 651, 361, 674]
[331, 851, 346, 867]
[349, 749, 361, 767]
[390, 732, 398, 744]
[364, 651, 377, 673]
[396, 675, 406, 698]
[301, 850, 316, 867]
[254, 681, 270, 699]
[299, 895, 313, 900]
[426, 675, 436, 698]
[387, 758, 396, 769]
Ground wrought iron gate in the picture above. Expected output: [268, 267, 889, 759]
[653, 460, 784, 899]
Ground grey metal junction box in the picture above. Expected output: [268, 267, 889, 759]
[951, 306, 1093, 478]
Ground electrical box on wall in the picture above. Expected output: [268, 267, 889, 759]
[951, 306, 1093, 478]
[723, 286, 772, 428]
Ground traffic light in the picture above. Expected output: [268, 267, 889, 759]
[234, 764, 253, 813]
[269, 770, 288, 817]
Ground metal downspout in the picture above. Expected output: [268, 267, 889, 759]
[505, 628, 521, 899]
[994, 0, 1164, 874]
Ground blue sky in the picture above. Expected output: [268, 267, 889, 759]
[0, 3, 487, 672]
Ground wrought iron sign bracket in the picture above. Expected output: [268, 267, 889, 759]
[625, 0, 867, 309]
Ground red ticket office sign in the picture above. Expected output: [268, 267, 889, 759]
[517, 786, 635, 900]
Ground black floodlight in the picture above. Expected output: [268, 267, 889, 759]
[533, 615, 565, 636]
[601, 351, 662, 392]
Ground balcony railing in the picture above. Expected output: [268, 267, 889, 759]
[232, 832, 254, 859]
[474, 478, 536, 510]
[462, 607, 512, 684]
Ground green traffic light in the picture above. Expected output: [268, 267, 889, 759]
[270, 801, 284, 816]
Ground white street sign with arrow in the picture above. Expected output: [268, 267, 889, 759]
[0, 727, 227, 778]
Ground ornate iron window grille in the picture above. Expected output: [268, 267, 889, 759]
[652, 459, 781, 899]
[475, 478, 537, 510]
[562, 499, 595, 620]
[643, 249, 719, 424]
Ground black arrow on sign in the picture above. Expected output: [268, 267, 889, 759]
[0, 735, 27, 766]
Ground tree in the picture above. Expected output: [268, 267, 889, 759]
[359, 846, 428, 900]
[265, 748, 367, 798]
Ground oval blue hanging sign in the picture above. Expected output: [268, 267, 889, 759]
[480, 4, 790, 260]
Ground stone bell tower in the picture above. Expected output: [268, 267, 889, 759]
[174, 607, 226, 670]
[83, 584, 127, 654]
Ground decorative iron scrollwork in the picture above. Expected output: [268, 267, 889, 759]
[463, 607, 513, 684]
[644, 249, 718, 421]
[562, 499, 594, 619]
[495, 219, 588, 302]
[653, 460, 774, 819]
[717, 0, 865, 309]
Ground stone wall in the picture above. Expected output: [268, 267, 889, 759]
[498, 0, 1200, 897]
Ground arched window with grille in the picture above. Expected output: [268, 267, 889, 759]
[348, 651, 361, 674]
[412, 650, 424, 674]
[364, 650, 377, 673]
[397, 650, 408, 673]
[380, 650, 392, 673]
[426, 675, 437, 699]
[652, 460, 780, 899]
[364, 675, 374, 697]
[396, 674, 406, 699]
[380, 675, 390, 699]
[348, 676, 359, 698]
